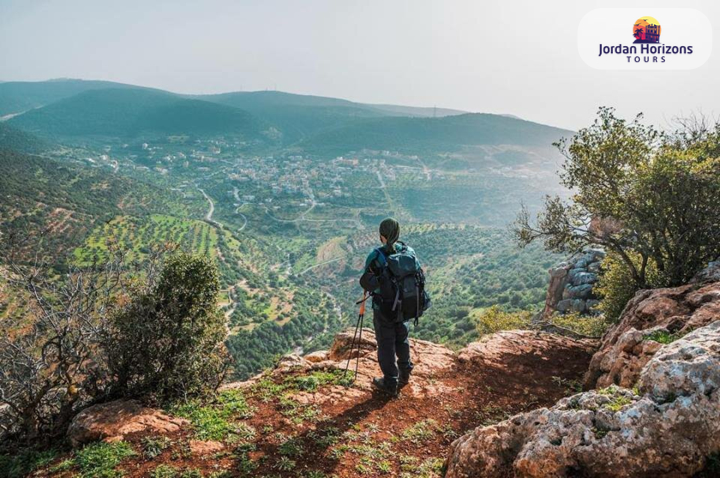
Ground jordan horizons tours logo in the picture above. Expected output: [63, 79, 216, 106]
[598, 15, 693, 64]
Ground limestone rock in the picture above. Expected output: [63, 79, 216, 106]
[445, 320, 720, 478]
[67, 400, 188, 448]
[458, 330, 597, 370]
[585, 281, 720, 389]
[543, 249, 605, 318]
[692, 260, 720, 284]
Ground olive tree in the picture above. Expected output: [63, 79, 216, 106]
[514, 107, 720, 289]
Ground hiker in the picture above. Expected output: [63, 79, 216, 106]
[359, 218, 430, 396]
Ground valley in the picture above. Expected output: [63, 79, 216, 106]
[0, 79, 569, 380]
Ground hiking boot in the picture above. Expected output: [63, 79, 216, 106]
[372, 377, 398, 396]
[399, 370, 412, 388]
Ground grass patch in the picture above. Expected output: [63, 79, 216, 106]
[644, 329, 683, 345]
[75, 441, 136, 478]
[285, 369, 353, 391]
[401, 419, 440, 443]
[151, 464, 179, 478]
[599, 386, 634, 412]
[142, 436, 172, 459]
[171, 390, 255, 441]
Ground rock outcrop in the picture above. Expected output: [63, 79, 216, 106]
[269, 328, 457, 403]
[543, 249, 605, 318]
[584, 280, 720, 389]
[458, 330, 597, 369]
[445, 320, 720, 478]
[67, 400, 189, 448]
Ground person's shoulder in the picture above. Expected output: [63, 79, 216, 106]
[365, 247, 381, 262]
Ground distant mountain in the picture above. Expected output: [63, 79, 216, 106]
[197, 91, 467, 143]
[299, 113, 573, 156]
[0, 122, 51, 154]
[0, 78, 146, 117]
[367, 103, 467, 118]
[198, 91, 385, 143]
[8, 88, 268, 141]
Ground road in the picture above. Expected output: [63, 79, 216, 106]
[197, 187, 221, 228]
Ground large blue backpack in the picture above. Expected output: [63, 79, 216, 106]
[374, 242, 431, 325]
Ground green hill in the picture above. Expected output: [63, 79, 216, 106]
[0, 78, 144, 117]
[198, 91, 467, 143]
[8, 88, 269, 141]
[299, 113, 573, 156]
[198, 91, 389, 143]
[0, 122, 51, 153]
[0, 148, 187, 261]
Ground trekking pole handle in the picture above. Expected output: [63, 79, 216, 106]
[358, 291, 368, 315]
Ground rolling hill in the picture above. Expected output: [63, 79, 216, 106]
[7, 88, 269, 141]
[0, 78, 145, 117]
[0, 122, 51, 154]
[197, 90, 467, 143]
[299, 113, 573, 156]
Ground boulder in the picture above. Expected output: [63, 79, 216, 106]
[67, 400, 188, 448]
[458, 330, 597, 370]
[327, 327, 377, 361]
[692, 260, 720, 284]
[445, 321, 720, 478]
[543, 249, 604, 318]
[584, 281, 720, 389]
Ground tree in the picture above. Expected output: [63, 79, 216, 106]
[513, 107, 720, 289]
[107, 252, 229, 401]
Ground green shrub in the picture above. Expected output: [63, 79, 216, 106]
[472, 305, 532, 336]
[107, 252, 229, 401]
[595, 252, 664, 322]
[151, 464, 179, 478]
[549, 312, 610, 338]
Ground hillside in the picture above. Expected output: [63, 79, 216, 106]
[7, 88, 269, 142]
[0, 78, 145, 117]
[6, 264, 720, 478]
[0, 122, 51, 154]
[199, 91, 467, 143]
[299, 113, 574, 156]
[0, 149, 188, 261]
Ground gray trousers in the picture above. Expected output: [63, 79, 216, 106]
[372, 310, 413, 385]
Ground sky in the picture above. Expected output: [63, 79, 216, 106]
[0, 0, 717, 130]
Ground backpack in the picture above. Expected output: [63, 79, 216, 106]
[374, 242, 431, 325]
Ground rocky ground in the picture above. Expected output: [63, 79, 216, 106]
[21, 263, 720, 477]
[36, 329, 595, 478]
[445, 267, 720, 478]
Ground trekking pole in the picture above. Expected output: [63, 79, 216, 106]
[343, 291, 368, 385]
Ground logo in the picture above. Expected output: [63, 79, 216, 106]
[578, 8, 711, 70]
[633, 17, 661, 44]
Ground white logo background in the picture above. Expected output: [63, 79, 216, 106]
[578, 8, 712, 70]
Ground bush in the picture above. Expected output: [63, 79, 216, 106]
[107, 252, 229, 402]
[549, 312, 610, 338]
[594, 252, 663, 322]
[472, 306, 532, 336]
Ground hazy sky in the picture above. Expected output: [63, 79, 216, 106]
[1, 0, 717, 130]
